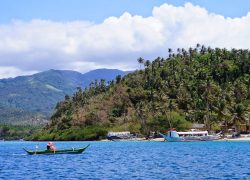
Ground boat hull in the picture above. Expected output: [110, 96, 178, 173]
[23, 144, 90, 155]
[159, 133, 184, 142]
[159, 132, 220, 142]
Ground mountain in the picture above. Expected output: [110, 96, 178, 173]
[82, 69, 132, 86]
[0, 69, 129, 124]
[31, 46, 250, 141]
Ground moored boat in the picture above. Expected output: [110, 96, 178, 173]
[107, 131, 138, 141]
[160, 129, 220, 142]
[23, 144, 90, 155]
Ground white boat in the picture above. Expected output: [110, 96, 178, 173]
[159, 129, 220, 142]
[107, 131, 138, 141]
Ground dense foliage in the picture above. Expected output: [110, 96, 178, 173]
[0, 124, 41, 140]
[32, 45, 250, 140]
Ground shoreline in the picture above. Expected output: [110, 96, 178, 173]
[219, 137, 250, 142]
[218, 134, 250, 142]
[101, 136, 250, 142]
[1, 135, 250, 142]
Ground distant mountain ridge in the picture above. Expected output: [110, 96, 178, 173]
[0, 68, 129, 124]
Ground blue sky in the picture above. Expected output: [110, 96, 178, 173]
[1, 0, 249, 23]
[0, 0, 250, 78]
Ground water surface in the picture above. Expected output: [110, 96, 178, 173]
[0, 141, 249, 179]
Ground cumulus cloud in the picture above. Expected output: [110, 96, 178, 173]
[0, 2, 250, 78]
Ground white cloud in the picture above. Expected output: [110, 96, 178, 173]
[0, 66, 37, 79]
[0, 2, 250, 78]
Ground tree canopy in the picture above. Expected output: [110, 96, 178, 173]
[30, 46, 250, 140]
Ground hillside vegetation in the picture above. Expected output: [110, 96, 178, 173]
[0, 69, 128, 125]
[30, 45, 250, 141]
[0, 124, 41, 140]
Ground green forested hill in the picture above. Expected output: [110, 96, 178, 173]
[0, 105, 47, 125]
[0, 69, 128, 124]
[31, 46, 250, 141]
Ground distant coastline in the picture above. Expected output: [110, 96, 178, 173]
[1, 136, 250, 142]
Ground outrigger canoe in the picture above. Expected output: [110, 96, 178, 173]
[23, 144, 90, 155]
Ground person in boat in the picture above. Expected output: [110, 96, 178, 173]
[47, 142, 56, 151]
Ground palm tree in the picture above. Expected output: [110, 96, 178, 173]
[200, 45, 207, 54]
[135, 101, 148, 136]
[168, 48, 172, 58]
[100, 79, 106, 92]
[144, 60, 151, 68]
[213, 97, 230, 134]
[155, 57, 161, 68]
[203, 79, 213, 131]
[188, 47, 193, 63]
[116, 75, 122, 83]
[230, 103, 249, 133]
[137, 57, 144, 69]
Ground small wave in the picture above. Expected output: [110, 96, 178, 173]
[12, 153, 27, 156]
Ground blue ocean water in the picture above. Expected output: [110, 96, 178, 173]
[0, 141, 249, 180]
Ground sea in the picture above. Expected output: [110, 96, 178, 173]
[0, 141, 249, 180]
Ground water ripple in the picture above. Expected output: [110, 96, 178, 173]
[0, 141, 250, 179]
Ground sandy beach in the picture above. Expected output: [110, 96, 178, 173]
[101, 135, 250, 142]
[220, 135, 250, 141]
[150, 135, 250, 142]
